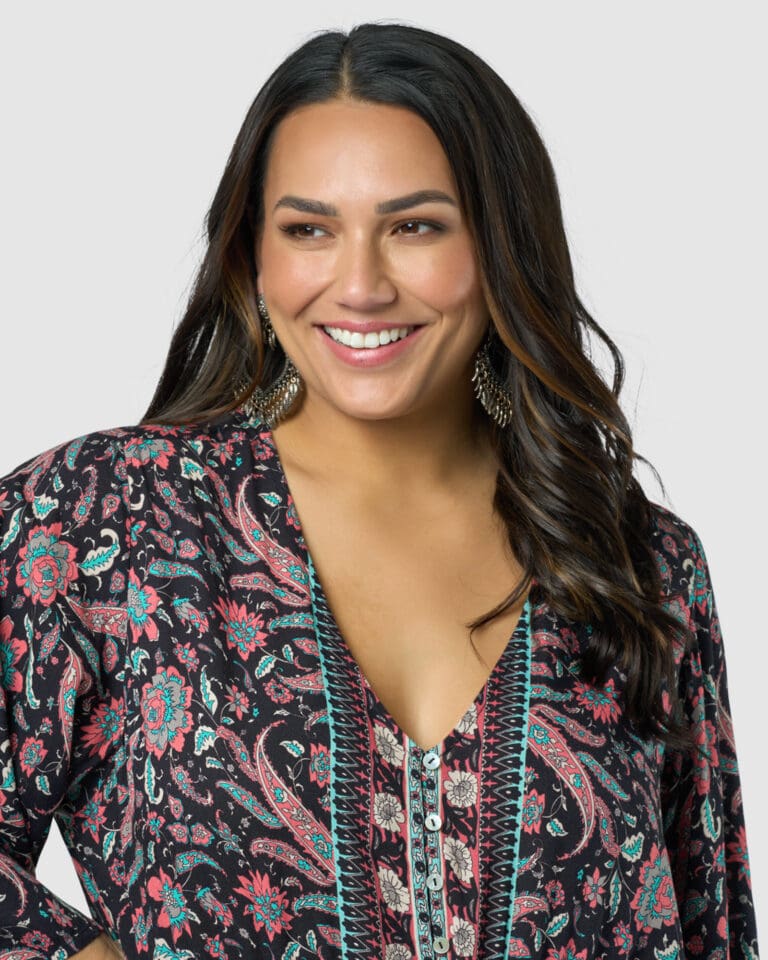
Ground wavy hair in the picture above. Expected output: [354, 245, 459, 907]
[141, 21, 692, 746]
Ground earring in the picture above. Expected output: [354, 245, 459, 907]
[257, 293, 276, 350]
[236, 295, 304, 428]
[472, 332, 514, 427]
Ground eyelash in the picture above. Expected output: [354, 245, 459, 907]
[280, 219, 444, 240]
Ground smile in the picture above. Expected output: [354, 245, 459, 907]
[322, 325, 416, 349]
[315, 323, 426, 368]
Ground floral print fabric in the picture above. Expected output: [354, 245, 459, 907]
[0, 407, 760, 959]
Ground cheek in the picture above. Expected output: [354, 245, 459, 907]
[398, 242, 483, 313]
[259, 236, 330, 310]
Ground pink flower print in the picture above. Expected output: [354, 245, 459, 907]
[127, 569, 160, 642]
[205, 933, 227, 957]
[285, 498, 300, 530]
[0, 557, 9, 597]
[521, 788, 546, 834]
[574, 677, 621, 723]
[544, 879, 565, 907]
[213, 596, 268, 660]
[546, 939, 588, 960]
[174, 640, 200, 671]
[140, 666, 193, 758]
[147, 866, 193, 944]
[125, 436, 175, 470]
[81, 695, 125, 759]
[309, 742, 331, 789]
[0, 615, 27, 693]
[16, 522, 78, 607]
[582, 866, 607, 907]
[20, 931, 54, 952]
[224, 683, 250, 721]
[107, 857, 128, 888]
[78, 798, 107, 840]
[209, 438, 236, 465]
[234, 869, 293, 942]
[18, 736, 47, 776]
[177, 538, 202, 560]
[727, 824, 752, 886]
[44, 896, 75, 928]
[264, 677, 294, 704]
[172, 596, 209, 633]
[612, 921, 633, 955]
[146, 810, 166, 839]
[190, 822, 213, 845]
[630, 842, 677, 933]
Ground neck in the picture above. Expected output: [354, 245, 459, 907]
[269, 392, 497, 503]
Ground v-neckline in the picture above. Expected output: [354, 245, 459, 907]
[254, 410, 534, 754]
[308, 550, 532, 754]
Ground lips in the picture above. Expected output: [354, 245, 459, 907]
[314, 321, 427, 367]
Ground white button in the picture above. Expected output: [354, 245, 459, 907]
[426, 871, 444, 890]
[424, 812, 442, 831]
[433, 935, 449, 954]
[423, 750, 441, 770]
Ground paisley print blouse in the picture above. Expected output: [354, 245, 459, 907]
[0, 407, 759, 959]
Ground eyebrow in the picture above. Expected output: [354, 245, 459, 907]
[272, 189, 458, 217]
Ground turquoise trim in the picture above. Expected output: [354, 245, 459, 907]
[504, 594, 534, 949]
[306, 550, 349, 958]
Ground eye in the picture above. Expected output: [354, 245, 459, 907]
[395, 219, 443, 236]
[280, 223, 330, 240]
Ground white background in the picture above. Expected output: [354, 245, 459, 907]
[1, 0, 765, 938]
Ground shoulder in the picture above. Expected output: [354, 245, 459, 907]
[0, 412, 255, 553]
[646, 498, 706, 596]
[645, 500, 724, 686]
[0, 411, 255, 496]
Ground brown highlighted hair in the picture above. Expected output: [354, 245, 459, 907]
[142, 22, 691, 746]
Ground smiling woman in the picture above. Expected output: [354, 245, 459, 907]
[255, 99, 487, 406]
[0, 19, 760, 960]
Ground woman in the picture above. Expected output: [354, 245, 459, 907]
[0, 21, 759, 960]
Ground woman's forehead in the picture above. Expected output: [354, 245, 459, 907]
[262, 100, 457, 201]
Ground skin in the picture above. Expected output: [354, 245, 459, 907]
[70, 932, 125, 959]
[252, 97, 525, 752]
[254, 97, 498, 501]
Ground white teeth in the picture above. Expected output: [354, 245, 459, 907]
[323, 325, 415, 349]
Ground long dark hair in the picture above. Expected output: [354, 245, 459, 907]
[142, 21, 691, 746]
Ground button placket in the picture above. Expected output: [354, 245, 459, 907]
[406, 748, 433, 957]
[419, 742, 451, 958]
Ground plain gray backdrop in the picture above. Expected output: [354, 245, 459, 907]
[1, 0, 765, 936]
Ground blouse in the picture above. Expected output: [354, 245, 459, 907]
[0, 406, 760, 959]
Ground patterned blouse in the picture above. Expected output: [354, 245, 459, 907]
[0, 407, 759, 960]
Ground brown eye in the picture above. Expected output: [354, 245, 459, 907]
[396, 220, 442, 236]
[281, 224, 329, 239]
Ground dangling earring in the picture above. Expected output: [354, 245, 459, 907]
[237, 294, 304, 428]
[256, 293, 276, 349]
[471, 331, 514, 427]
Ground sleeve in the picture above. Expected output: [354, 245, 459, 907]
[0, 434, 129, 957]
[660, 523, 760, 957]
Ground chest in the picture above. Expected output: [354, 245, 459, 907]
[286, 476, 528, 751]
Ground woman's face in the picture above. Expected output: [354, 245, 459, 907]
[255, 98, 489, 424]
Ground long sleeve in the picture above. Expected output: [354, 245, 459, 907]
[660, 524, 760, 957]
[0, 433, 128, 956]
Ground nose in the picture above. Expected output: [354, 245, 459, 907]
[334, 235, 397, 311]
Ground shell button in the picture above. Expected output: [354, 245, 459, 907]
[433, 935, 450, 954]
[422, 750, 441, 770]
[424, 812, 443, 832]
[426, 871, 444, 891]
